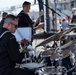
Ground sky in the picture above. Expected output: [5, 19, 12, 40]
[0, 0, 34, 10]
[0, 0, 54, 13]
[0, 0, 53, 9]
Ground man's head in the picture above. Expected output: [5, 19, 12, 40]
[2, 12, 8, 18]
[72, 8, 76, 14]
[22, 1, 31, 13]
[3, 14, 18, 33]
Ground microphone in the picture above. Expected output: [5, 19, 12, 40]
[38, 0, 61, 16]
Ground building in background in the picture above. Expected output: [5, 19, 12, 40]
[51, 0, 76, 18]
[56, 0, 76, 10]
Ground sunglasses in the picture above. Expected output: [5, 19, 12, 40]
[10, 22, 18, 28]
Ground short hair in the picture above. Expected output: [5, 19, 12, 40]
[22, 1, 31, 8]
[2, 12, 8, 17]
[4, 14, 18, 23]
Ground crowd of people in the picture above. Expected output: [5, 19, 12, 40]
[0, 1, 76, 75]
[53, 7, 76, 32]
[54, 17, 69, 32]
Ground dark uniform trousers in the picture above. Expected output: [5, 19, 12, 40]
[9, 68, 35, 75]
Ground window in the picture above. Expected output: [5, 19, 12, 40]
[64, 3, 68, 10]
[71, 1, 74, 9]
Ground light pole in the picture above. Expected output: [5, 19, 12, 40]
[54, 0, 56, 19]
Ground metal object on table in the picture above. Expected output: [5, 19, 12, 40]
[22, 48, 35, 63]
[36, 66, 67, 75]
[20, 62, 44, 70]
[35, 32, 64, 47]
[22, 44, 34, 53]
[39, 49, 75, 75]
[54, 48, 75, 75]
[60, 41, 75, 49]
[33, 31, 56, 39]
[22, 48, 33, 53]
[35, 28, 76, 74]
[51, 49, 70, 60]
[36, 28, 76, 47]
[41, 48, 55, 57]
[35, 66, 57, 75]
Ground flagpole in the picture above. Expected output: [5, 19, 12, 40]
[54, 0, 56, 19]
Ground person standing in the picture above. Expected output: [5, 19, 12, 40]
[70, 8, 76, 24]
[17, 1, 42, 46]
[62, 18, 68, 31]
[54, 18, 61, 32]
[17, 1, 40, 27]
[0, 12, 8, 27]
[69, 8, 76, 32]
